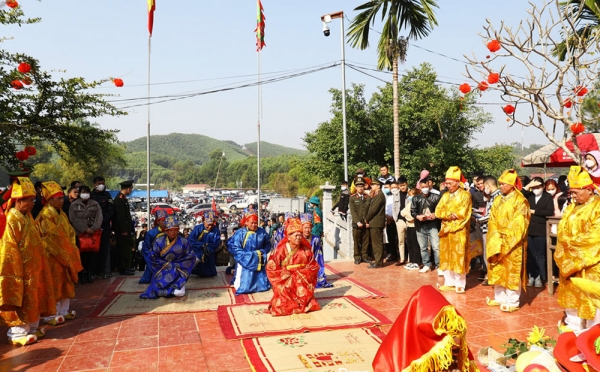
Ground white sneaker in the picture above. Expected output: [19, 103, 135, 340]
[173, 285, 186, 297]
[534, 276, 543, 288]
[419, 266, 431, 273]
[437, 269, 444, 276]
[527, 276, 535, 287]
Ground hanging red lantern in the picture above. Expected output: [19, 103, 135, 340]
[564, 98, 572, 108]
[487, 72, 500, 84]
[17, 62, 31, 74]
[487, 40, 501, 53]
[6, 0, 18, 9]
[11, 80, 23, 90]
[21, 77, 32, 86]
[459, 83, 471, 94]
[503, 105, 515, 115]
[24, 146, 36, 156]
[478, 81, 489, 91]
[574, 86, 588, 96]
[113, 78, 124, 87]
[15, 151, 28, 161]
[571, 122, 585, 134]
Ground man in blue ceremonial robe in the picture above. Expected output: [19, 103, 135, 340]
[139, 210, 167, 284]
[188, 211, 220, 278]
[228, 212, 271, 294]
[301, 213, 333, 288]
[140, 215, 195, 299]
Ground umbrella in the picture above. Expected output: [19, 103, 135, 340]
[521, 133, 600, 168]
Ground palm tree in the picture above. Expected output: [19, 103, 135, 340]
[554, 0, 600, 61]
[347, 0, 438, 177]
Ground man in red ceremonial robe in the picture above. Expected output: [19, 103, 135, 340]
[266, 217, 320, 316]
[372, 285, 479, 372]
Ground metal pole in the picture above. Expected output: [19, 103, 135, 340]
[340, 15, 348, 182]
[257, 52, 261, 209]
[146, 36, 151, 224]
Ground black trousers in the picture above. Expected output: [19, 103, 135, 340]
[96, 229, 112, 275]
[115, 233, 133, 273]
[353, 227, 370, 261]
[527, 235, 547, 282]
[384, 222, 399, 260]
[370, 227, 384, 266]
[405, 227, 422, 265]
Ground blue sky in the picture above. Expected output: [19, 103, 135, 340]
[3, 1, 554, 150]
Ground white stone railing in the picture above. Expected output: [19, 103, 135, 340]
[320, 182, 353, 262]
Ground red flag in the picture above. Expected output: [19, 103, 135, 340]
[255, 0, 265, 51]
[212, 197, 217, 212]
[147, 0, 156, 36]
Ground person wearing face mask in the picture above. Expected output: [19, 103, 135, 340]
[90, 176, 114, 279]
[37, 182, 83, 326]
[523, 177, 555, 288]
[400, 188, 423, 270]
[476, 176, 502, 284]
[388, 177, 408, 265]
[584, 151, 600, 184]
[410, 177, 441, 273]
[69, 185, 103, 285]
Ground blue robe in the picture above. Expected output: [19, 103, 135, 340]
[139, 226, 163, 284]
[312, 207, 323, 237]
[188, 223, 220, 277]
[271, 226, 284, 251]
[309, 235, 333, 288]
[228, 227, 271, 295]
[140, 235, 195, 299]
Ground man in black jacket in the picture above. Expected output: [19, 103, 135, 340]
[524, 177, 555, 287]
[331, 180, 350, 221]
[349, 178, 370, 265]
[113, 180, 135, 275]
[411, 177, 442, 273]
[91, 176, 115, 278]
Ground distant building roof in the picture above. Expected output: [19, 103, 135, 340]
[529, 173, 555, 179]
[183, 184, 209, 188]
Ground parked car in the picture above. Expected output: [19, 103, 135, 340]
[186, 203, 212, 215]
[150, 203, 180, 215]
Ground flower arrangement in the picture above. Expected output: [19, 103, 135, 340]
[501, 326, 556, 360]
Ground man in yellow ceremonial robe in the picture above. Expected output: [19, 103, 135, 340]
[555, 166, 600, 331]
[36, 181, 83, 326]
[435, 166, 472, 294]
[486, 169, 530, 313]
[0, 177, 56, 346]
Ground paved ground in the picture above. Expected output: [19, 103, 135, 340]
[0, 261, 561, 371]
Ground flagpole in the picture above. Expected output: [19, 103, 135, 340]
[146, 35, 151, 224]
[257, 51, 261, 211]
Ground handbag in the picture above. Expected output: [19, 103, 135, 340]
[79, 229, 103, 253]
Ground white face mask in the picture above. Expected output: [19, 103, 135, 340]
[484, 187, 490, 195]
[220, 236, 226, 241]
[546, 189, 556, 196]
[532, 188, 543, 196]
[80, 193, 90, 200]
[585, 159, 596, 169]
[341, 186, 347, 191]
[391, 189, 399, 195]
[96, 184, 105, 192]
[421, 187, 430, 195]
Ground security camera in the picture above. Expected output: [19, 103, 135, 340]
[322, 22, 330, 37]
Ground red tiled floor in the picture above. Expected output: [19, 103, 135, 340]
[59, 354, 111, 372]
[109, 347, 158, 370]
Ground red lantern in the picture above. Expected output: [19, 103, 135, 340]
[17, 62, 31, 74]
[503, 105, 515, 115]
[487, 72, 500, 84]
[21, 77, 32, 86]
[113, 78, 124, 87]
[15, 151, 28, 161]
[24, 146, 36, 156]
[459, 83, 471, 94]
[564, 98, 572, 108]
[11, 80, 23, 90]
[478, 81, 489, 91]
[574, 86, 588, 96]
[571, 122, 585, 134]
[6, 0, 18, 9]
[487, 40, 501, 53]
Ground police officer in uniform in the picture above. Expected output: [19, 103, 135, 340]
[113, 180, 135, 275]
[91, 176, 115, 278]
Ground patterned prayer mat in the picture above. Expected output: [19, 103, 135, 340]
[242, 328, 386, 372]
[111, 272, 230, 294]
[92, 288, 236, 317]
[237, 277, 386, 304]
[218, 296, 391, 340]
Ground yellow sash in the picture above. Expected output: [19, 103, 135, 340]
[159, 236, 178, 257]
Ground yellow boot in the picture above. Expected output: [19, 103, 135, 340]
[10, 334, 37, 346]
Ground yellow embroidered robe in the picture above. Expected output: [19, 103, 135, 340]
[435, 188, 472, 274]
[0, 209, 56, 326]
[36, 205, 83, 301]
[555, 195, 600, 319]
[486, 190, 530, 291]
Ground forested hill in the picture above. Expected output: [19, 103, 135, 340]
[123, 133, 306, 164]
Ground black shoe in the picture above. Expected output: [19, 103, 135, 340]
[119, 271, 135, 276]
[367, 263, 382, 269]
[354, 258, 361, 265]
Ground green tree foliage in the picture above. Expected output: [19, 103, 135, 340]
[0, 7, 125, 171]
[305, 63, 492, 185]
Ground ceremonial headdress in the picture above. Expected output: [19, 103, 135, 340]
[154, 209, 168, 221]
[0, 177, 36, 238]
[567, 165, 595, 190]
[285, 218, 303, 235]
[204, 210, 216, 224]
[245, 212, 258, 223]
[553, 325, 600, 371]
[41, 181, 64, 204]
[164, 215, 179, 230]
[498, 169, 522, 190]
[445, 166, 467, 185]
[300, 213, 313, 226]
